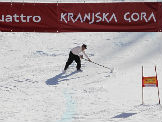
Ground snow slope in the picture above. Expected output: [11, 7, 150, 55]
[0, 32, 162, 122]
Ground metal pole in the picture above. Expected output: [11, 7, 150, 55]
[155, 66, 157, 76]
[155, 66, 160, 104]
[158, 87, 161, 104]
[142, 82, 143, 104]
[142, 66, 144, 104]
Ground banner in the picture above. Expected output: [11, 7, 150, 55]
[0, 2, 162, 32]
[58, 2, 162, 32]
[0, 2, 57, 32]
[159, 3, 162, 32]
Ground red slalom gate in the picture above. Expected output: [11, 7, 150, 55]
[0, 2, 162, 32]
[142, 66, 160, 104]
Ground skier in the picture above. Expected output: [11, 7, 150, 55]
[64, 44, 91, 71]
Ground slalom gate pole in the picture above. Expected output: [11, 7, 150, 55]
[84, 58, 112, 70]
[142, 66, 160, 104]
[142, 66, 144, 104]
[158, 87, 161, 104]
[155, 66, 161, 104]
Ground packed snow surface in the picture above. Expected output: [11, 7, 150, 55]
[0, 32, 162, 122]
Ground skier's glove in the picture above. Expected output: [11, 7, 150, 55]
[80, 55, 83, 59]
[88, 59, 92, 62]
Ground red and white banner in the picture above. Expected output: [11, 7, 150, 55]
[58, 2, 162, 32]
[0, 2, 162, 32]
[0, 2, 57, 32]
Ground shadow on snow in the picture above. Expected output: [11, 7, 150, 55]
[46, 70, 79, 85]
[113, 112, 137, 118]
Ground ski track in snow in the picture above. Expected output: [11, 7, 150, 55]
[0, 32, 162, 122]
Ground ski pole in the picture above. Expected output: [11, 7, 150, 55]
[84, 58, 112, 70]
